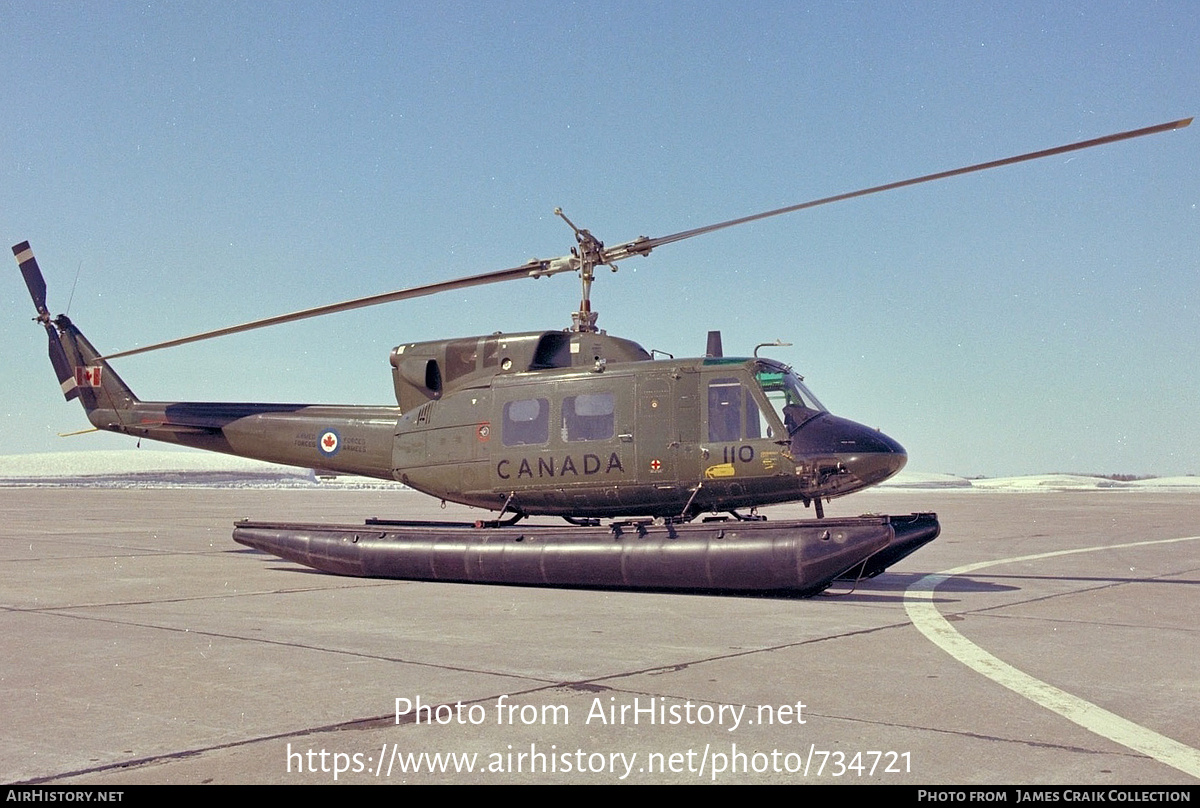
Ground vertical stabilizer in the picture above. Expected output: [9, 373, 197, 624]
[54, 316, 139, 412]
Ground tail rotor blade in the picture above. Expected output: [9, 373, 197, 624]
[44, 323, 79, 401]
[13, 241, 50, 317]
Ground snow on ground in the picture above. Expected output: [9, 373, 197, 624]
[0, 451, 1195, 492]
[877, 472, 974, 489]
[0, 450, 404, 489]
[879, 471, 1200, 492]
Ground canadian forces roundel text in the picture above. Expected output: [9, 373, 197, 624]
[318, 429, 341, 458]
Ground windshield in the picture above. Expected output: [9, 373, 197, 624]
[754, 366, 826, 434]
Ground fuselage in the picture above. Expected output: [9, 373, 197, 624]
[54, 319, 905, 519]
[390, 350, 906, 517]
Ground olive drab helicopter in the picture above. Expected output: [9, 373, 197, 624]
[16, 117, 1191, 594]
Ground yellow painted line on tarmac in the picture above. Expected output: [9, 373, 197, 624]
[904, 535, 1200, 780]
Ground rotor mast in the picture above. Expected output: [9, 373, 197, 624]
[556, 207, 615, 333]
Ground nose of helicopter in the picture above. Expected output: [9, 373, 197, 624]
[790, 414, 907, 491]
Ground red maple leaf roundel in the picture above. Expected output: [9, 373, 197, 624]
[318, 430, 340, 456]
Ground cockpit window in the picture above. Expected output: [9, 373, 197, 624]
[708, 378, 772, 441]
[707, 378, 744, 442]
[755, 367, 826, 434]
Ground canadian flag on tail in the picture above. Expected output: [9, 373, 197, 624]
[75, 366, 102, 387]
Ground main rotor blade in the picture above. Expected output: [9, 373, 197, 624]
[101, 116, 1190, 360]
[102, 258, 560, 360]
[607, 117, 1193, 260]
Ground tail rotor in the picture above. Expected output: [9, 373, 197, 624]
[13, 241, 79, 401]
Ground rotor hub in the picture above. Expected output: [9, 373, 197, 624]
[556, 208, 614, 333]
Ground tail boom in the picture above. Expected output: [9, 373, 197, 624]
[15, 240, 401, 481]
[55, 317, 400, 480]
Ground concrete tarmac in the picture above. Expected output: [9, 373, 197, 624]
[1, 486, 1197, 784]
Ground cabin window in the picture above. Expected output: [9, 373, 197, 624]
[503, 397, 549, 446]
[562, 393, 615, 442]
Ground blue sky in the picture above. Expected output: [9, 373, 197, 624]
[3, 1, 1196, 477]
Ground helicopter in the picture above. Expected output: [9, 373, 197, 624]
[16, 117, 1190, 594]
